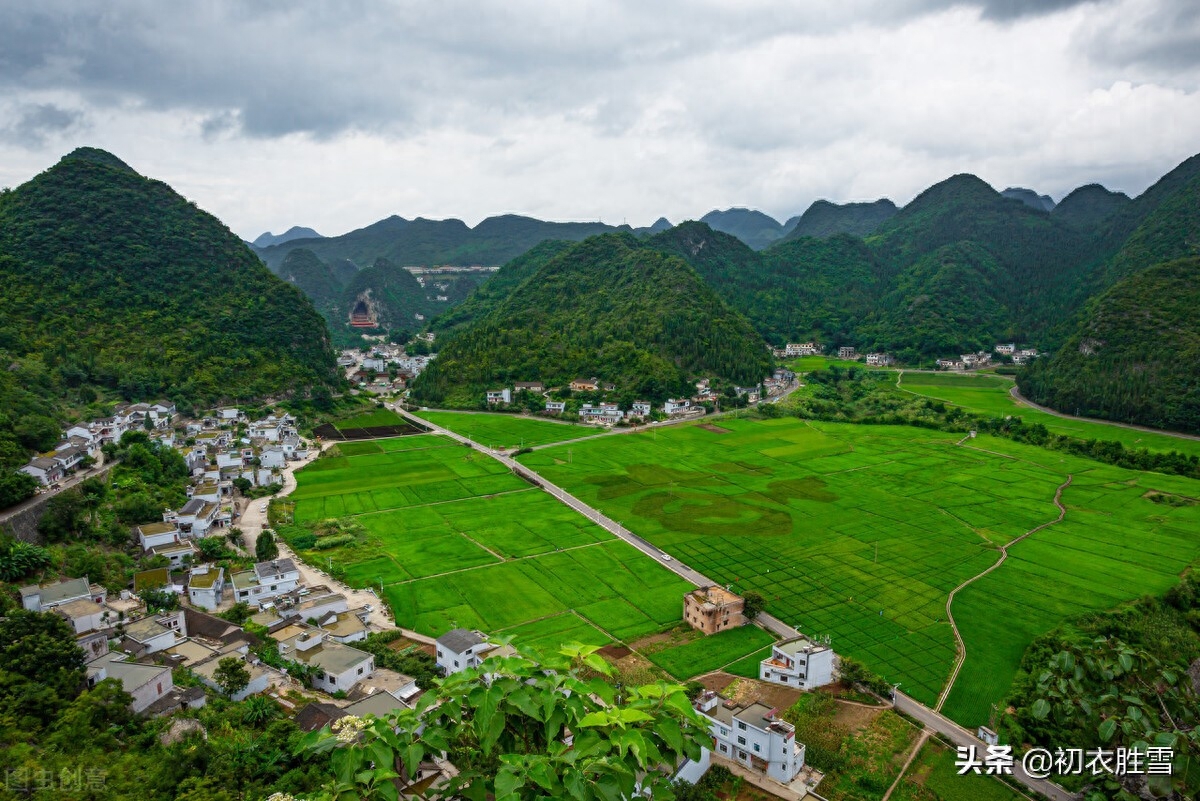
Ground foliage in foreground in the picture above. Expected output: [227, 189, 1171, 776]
[300, 642, 712, 800]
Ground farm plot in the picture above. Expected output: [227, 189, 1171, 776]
[647, 626, 775, 679]
[899, 372, 1200, 458]
[417, 411, 592, 448]
[283, 434, 692, 646]
[519, 416, 1200, 718]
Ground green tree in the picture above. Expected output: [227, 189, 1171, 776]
[139, 587, 179, 613]
[256, 529, 279, 561]
[301, 642, 711, 800]
[0, 538, 52, 581]
[213, 657, 251, 698]
[741, 591, 765, 621]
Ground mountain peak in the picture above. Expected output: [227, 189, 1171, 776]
[59, 147, 136, 174]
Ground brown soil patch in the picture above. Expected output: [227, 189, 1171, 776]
[387, 638, 436, 657]
[628, 626, 694, 652]
[698, 672, 738, 694]
[597, 643, 631, 661]
[699, 424, 731, 433]
[833, 699, 884, 733]
[698, 673, 805, 711]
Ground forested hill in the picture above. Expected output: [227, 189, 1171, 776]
[781, 198, 897, 241]
[1018, 257, 1200, 434]
[0, 147, 340, 417]
[409, 233, 773, 407]
[254, 213, 623, 272]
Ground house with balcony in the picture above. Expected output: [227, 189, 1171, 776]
[759, 635, 835, 690]
[694, 691, 806, 786]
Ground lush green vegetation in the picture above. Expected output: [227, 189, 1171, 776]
[0, 607, 331, 801]
[411, 233, 773, 407]
[331, 407, 408, 430]
[517, 415, 1200, 722]
[645, 626, 775, 679]
[1000, 573, 1200, 799]
[277, 434, 693, 641]
[1020, 257, 1200, 435]
[415, 411, 591, 448]
[782, 198, 898, 241]
[0, 148, 339, 415]
[891, 739, 1025, 801]
[698, 208, 790, 250]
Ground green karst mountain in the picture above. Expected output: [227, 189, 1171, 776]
[0, 147, 339, 480]
[699, 207, 790, 250]
[410, 233, 773, 406]
[781, 198, 898, 240]
[1050, 184, 1131, 232]
[1019, 257, 1200, 433]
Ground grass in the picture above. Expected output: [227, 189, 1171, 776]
[333, 407, 409, 430]
[283, 434, 693, 645]
[898, 371, 1200, 458]
[645, 626, 775, 679]
[517, 416, 1200, 722]
[891, 739, 1025, 801]
[416, 411, 592, 448]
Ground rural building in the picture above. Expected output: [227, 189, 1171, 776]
[545, 400, 566, 414]
[663, 398, 691, 415]
[759, 636, 835, 690]
[630, 401, 652, 417]
[20, 576, 104, 612]
[230, 559, 302, 608]
[514, 381, 545, 393]
[137, 522, 181, 550]
[569, 378, 598, 391]
[486, 388, 512, 404]
[838, 346, 857, 359]
[994, 343, 1016, 355]
[865, 353, 894, 367]
[784, 343, 820, 356]
[694, 691, 806, 785]
[278, 629, 375, 693]
[435, 628, 517, 675]
[87, 651, 175, 714]
[683, 587, 746, 635]
[187, 566, 226, 610]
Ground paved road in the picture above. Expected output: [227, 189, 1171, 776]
[390, 404, 804, 640]
[893, 692, 1074, 801]
[0, 455, 109, 524]
[1009, 385, 1200, 443]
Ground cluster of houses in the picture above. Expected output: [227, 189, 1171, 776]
[773, 343, 895, 368]
[17, 568, 409, 721]
[486, 370, 796, 425]
[994, 343, 1039, 364]
[339, 345, 436, 393]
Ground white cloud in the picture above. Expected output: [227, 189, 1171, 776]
[0, 0, 1195, 237]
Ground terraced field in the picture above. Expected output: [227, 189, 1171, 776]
[518, 416, 1200, 719]
[281, 433, 694, 645]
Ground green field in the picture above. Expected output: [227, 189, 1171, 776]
[786, 355, 875, 372]
[892, 739, 1024, 801]
[284, 434, 693, 643]
[518, 417, 1200, 719]
[333, 407, 410, 430]
[899, 371, 1200, 458]
[416, 411, 592, 448]
[647, 626, 775, 679]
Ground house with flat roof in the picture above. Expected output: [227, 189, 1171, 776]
[694, 691, 806, 786]
[759, 635, 835, 690]
[53, 598, 111, 635]
[120, 612, 184, 657]
[278, 630, 375, 694]
[683, 587, 746, 635]
[192, 652, 271, 702]
[20, 576, 105, 612]
[137, 521, 182, 550]
[435, 628, 517, 675]
[486, 388, 512, 405]
[87, 651, 175, 714]
[174, 498, 219, 538]
[187, 566, 226, 610]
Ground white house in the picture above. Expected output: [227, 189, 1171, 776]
[694, 692, 805, 785]
[230, 559, 302, 607]
[784, 343, 820, 356]
[219, 408, 242, 422]
[137, 522, 182, 550]
[87, 651, 174, 714]
[664, 398, 692, 415]
[281, 592, 348, 624]
[865, 353, 894, 367]
[630, 401, 652, 418]
[759, 636, 835, 690]
[187, 566, 226, 610]
[192, 652, 271, 702]
[278, 630, 375, 694]
[122, 612, 184, 656]
[579, 405, 623, 425]
[994, 343, 1016, 355]
[837, 346, 857, 360]
[20, 456, 65, 486]
[435, 628, 517, 675]
[148, 540, 199, 569]
[486, 388, 512, 405]
[53, 598, 111, 635]
[545, 400, 566, 414]
[20, 576, 104, 612]
[174, 498, 219, 538]
[259, 447, 287, 469]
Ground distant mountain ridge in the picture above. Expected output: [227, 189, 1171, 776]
[1000, 187, 1055, 212]
[253, 226, 323, 248]
[782, 199, 898, 241]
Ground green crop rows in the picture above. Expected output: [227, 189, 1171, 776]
[285, 434, 693, 644]
[647, 626, 775, 679]
[416, 411, 592, 448]
[333, 407, 410, 430]
[519, 416, 1200, 719]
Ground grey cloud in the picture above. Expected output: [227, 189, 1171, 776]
[971, 0, 1107, 21]
[1074, 1, 1200, 71]
[0, 102, 86, 148]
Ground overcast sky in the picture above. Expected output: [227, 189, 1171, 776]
[1, 0, 1198, 239]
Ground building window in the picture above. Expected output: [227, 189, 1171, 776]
[453, 660, 459, 667]
[719, 744, 727, 753]
[720, 728, 727, 736]
[754, 744, 761, 752]
[358, 667, 364, 674]
[737, 736, 746, 746]
[737, 721, 746, 730]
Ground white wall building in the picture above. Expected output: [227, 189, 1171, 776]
[759, 636, 835, 690]
[695, 692, 806, 785]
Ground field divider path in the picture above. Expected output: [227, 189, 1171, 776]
[390, 404, 803, 642]
[936, 474, 1073, 713]
[387, 540, 607, 586]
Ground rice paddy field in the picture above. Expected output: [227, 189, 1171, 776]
[284, 433, 694, 645]
[518, 416, 1200, 721]
[415, 410, 592, 448]
[898, 371, 1200, 458]
[333, 407, 411, 430]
